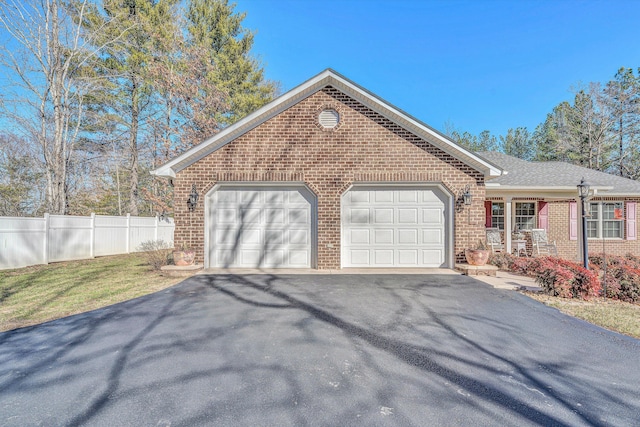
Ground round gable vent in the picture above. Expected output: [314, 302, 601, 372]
[319, 109, 340, 129]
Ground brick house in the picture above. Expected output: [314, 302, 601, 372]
[152, 69, 502, 269]
[481, 151, 640, 261]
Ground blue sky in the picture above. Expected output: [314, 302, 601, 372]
[241, 0, 640, 138]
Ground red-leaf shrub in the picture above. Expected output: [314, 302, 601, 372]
[588, 253, 640, 303]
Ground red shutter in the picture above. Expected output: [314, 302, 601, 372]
[627, 201, 637, 240]
[538, 201, 549, 231]
[485, 201, 492, 228]
[569, 201, 578, 241]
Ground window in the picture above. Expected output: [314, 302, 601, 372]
[515, 202, 536, 230]
[587, 202, 624, 238]
[491, 202, 504, 230]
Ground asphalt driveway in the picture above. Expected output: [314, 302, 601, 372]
[1, 274, 639, 426]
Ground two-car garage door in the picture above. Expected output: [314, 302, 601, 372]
[207, 184, 450, 269]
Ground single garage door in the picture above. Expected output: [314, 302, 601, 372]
[208, 186, 314, 268]
[342, 186, 449, 268]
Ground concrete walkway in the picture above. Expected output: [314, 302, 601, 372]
[472, 270, 541, 291]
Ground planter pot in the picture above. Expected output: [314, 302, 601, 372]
[465, 249, 490, 266]
[173, 250, 195, 266]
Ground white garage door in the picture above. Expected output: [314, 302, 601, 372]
[208, 186, 314, 268]
[342, 186, 449, 268]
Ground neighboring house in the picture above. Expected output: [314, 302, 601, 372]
[151, 69, 640, 269]
[152, 69, 502, 269]
[481, 151, 640, 261]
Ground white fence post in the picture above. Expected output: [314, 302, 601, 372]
[43, 213, 50, 265]
[90, 213, 96, 258]
[154, 214, 159, 241]
[126, 213, 131, 253]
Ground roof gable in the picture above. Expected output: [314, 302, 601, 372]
[152, 69, 502, 178]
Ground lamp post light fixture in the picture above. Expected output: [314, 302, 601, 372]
[462, 185, 472, 206]
[462, 185, 473, 251]
[187, 184, 199, 212]
[577, 177, 590, 269]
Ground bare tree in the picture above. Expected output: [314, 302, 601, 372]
[0, 0, 117, 214]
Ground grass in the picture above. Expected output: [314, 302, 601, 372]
[526, 293, 640, 339]
[0, 253, 182, 332]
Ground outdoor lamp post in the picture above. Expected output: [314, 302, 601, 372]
[187, 184, 199, 212]
[577, 178, 590, 269]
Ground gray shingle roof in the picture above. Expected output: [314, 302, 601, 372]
[478, 151, 640, 195]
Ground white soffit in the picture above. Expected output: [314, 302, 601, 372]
[151, 69, 503, 178]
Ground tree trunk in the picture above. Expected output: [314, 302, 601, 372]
[128, 76, 139, 216]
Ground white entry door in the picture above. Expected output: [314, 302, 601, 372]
[208, 186, 314, 268]
[342, 186, 449, 268]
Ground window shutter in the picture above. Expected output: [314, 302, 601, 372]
[485, 201, 492, 228]
[569, 201, 578, 241]
[627, 201, 637, 240]
[538, 201, 549, 230]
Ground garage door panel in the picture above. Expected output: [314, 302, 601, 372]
[398, 250, 418, 265]
[240, 208, 261, 224]
[423, 229, 442, 245]
[422, 249, 443, 264]
[349, 249, 370, 265]
[350, 229, 370, 244]
[288, 229, 309, 245]
[218, 208, 236, 223]
[374, 229, 393, 244]
[264, 229, 284, 245]
[422, 208, 443, 224]
[374, 209, 393, 223]
[209, 187, 313, 268]
[374, 249, 394, 265]
[343, 187, 448, 268]
[398, 208, 418, 223]
[288, 249, 309, 266]
[398, 191, 418, 203]
[350, 208, 369, 224]
[398, 229, 418, 244]
[240, 229, 262, 244]
[349, 191, 369, 203]
[375, 191, 394, 203]
[265, 208, 285, 224]
[288, 208, 309, 224]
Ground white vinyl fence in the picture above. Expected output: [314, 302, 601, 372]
[0, 214, 174, 270]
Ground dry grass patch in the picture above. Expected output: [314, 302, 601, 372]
[0, 253, 183, 332]
[526, 292, 640, 339]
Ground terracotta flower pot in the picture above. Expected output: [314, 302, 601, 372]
[465, 249, 490, 266]
[173, 250, 195, 266]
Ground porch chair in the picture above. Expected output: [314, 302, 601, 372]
[531, 228, 558, 256]
[486, 228, 505, 253]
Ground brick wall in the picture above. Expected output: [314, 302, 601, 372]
[550, 198, 640, 260]
[174, 86, 486, 268]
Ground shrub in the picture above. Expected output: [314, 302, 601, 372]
[588, 253, 640, 303]
[138, 240, 173, 271]
[488, 252, 514, 270]
[510, 257, 541, 276]
[533, 257, 601, 300]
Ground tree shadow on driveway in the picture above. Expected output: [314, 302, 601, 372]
[0, 273, 638, 426]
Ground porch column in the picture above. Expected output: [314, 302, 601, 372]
[505, 197, 512, 253]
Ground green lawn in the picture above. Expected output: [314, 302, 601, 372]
[526, 293, 640, 339]
[0, 253, 182, 332]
